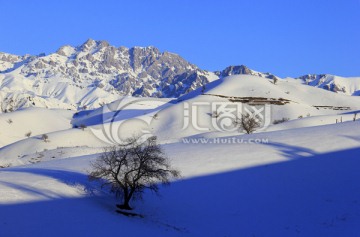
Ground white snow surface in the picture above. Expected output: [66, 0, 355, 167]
[299, 74, 360, 96]
[0, 74, 360, 236]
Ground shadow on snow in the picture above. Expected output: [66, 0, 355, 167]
[1, 146, 360, 236]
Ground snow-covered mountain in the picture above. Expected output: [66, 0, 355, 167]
[1, 39, 360, 113]
[0, 52, 31, 71]
[1, 73, 360, 236]
[297, 74, 360, 96]
[215, 64, 279, 80]
[216, 67, 360, 96]
[2, 74, 360, 165]
[0, 39, 217, 112]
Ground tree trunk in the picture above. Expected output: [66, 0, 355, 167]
[118, 188, 132, 210]
[117, 201, 132, 210]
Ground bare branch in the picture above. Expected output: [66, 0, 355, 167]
[233, 113, 261, 134]
[88, 135, 180, 210]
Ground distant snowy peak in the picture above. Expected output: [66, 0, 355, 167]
[297, 74, 360, 96]
[215, 65, 279, 80]
[3, 39, 213, 96]
[0, 39, 217, 112]
[0, 52, 31, 72]
[1, 39, 359, 113]
[56, 45, 76, 57]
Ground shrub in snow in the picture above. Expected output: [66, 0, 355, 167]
[41, 134, 49, 142]
[25, 131, 32, 138]
[89, 136, 180, 210]
[273, 117, 290, 125]
[233, 113, 260, 134]
[0, 163, 11, 168]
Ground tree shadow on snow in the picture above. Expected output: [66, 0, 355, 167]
[341, 134, 360, 143]
[0, 168, 185, 236]
[1, 147, 360, 237]
[143, 146, 360, 237]
[262, 141, 318, 159]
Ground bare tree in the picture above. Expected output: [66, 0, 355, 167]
[89, 136, 180, 210]
[41, 134, 49, 142]
[25, 131, 32, 138]
[233, 113, 261, 134]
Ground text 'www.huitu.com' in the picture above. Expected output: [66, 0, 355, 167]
[181, 137, 269, 144]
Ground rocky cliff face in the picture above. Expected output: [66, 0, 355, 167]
[0, 39, 218, 112]
[215, 65, 279, 80]
[0, 53, 31, 72]
[296, 74, 360, 96]
[1, 39, 214, 98]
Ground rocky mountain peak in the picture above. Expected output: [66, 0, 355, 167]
[81, 38, 96, 50]
[216, 65, 252, 77]
[215, 64, 278, 80]
[0, 40, 219, 112]
[56, 45, 75, 57]
[2, 39, 357, 113]
[98, 40, 110, 48]
[297, 74, 328, 81]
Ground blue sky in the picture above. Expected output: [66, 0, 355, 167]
[0, 0, 359, 77]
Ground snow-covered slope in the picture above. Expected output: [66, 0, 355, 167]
[2, 36, 360, 237]
[1, 74, 359, 166]
[0, 97, 173, 166]
[0, 52, 29, 71]
[1, 68, 360, 236]
[0, 108, 73, 147]
[297, 74, 360, 96]
[151, 75, 360, 140]
[0, 120, 360, 236]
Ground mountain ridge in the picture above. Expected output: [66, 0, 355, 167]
[0, 39, 359, 112]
